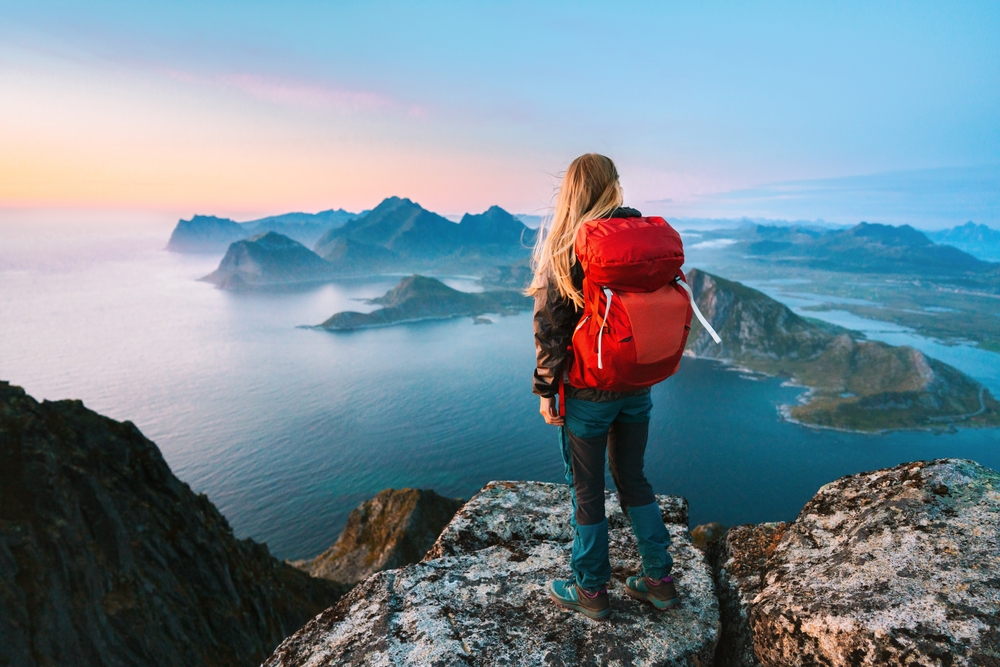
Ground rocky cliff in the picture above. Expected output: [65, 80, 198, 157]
[266, 481, 720, 667]
[292, 489, 463, 586]
[266, 462, 1000, 667]
[709, 458, 999, 666]
[0, 382, 345, 667]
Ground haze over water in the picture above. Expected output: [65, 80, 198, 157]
[2, 215, 999, 560]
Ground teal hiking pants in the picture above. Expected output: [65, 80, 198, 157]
[559, 393, 673, 591]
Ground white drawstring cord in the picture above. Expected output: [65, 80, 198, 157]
[597, 287, 613, 369]
[676, 278, 722, 344]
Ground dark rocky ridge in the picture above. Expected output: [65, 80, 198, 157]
[318, 275, 531, 330]
[0, 381, 345, 667]
[685, 268, 1000, 431]
[291, 488, 463, 586]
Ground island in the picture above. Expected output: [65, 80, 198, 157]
[200, 232, 336, 289]
[315, 275, 531, 330]
[685, 269, 1000, 431]
[198, 198, 538, 289]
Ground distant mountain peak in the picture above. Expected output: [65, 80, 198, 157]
[246, 231, 306, 248]
[188, 214, 238, 224]
[851, 222, 931, 246]
[371, 275, 460, 307]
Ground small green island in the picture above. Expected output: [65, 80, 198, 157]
[316, 275, 532, 331]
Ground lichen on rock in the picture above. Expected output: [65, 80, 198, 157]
[266, 481, 718, 667]
[712, 459, 1000, 666]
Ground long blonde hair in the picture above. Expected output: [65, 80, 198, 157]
[527, 153, 623, 309]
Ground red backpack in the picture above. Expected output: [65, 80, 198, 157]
[560, 215, 720, 409]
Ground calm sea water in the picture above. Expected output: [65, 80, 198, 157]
[2, 216, 998, 559]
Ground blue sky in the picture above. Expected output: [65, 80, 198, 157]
[1, 1, 998, 226]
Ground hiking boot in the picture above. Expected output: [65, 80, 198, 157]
[547, 579, 611, 620]
[625, 575, 680, 610]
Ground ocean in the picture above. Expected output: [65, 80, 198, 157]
[2, 215, 998, 560]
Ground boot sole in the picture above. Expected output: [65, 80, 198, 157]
[547, 591, 611, 620]
[624, 586, 680, 610]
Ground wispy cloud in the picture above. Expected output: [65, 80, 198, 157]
[165, 69, 426, 116]
[653, 166, 1000, 228]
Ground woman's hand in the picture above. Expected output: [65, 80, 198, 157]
[539, 396, 564, 426]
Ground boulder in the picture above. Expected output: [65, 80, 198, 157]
[292, 488, 464, 586]
[711, 459, 1000, 666]
[266, 481, 719, 667]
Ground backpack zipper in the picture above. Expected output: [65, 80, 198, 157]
[598, 287, 614, 369]
[574, 316, 590, 332]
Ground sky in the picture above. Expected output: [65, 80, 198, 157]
[1, 1, 998, 226]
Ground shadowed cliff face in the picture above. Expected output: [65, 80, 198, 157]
[0, 382, 345, 667]
[292, 488, 463, 586]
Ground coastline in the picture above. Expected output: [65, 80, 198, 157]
[685, 352, 997, 435]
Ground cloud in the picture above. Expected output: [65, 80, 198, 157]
[165, 69, 424, 116]
[655, 165, 1000, 229]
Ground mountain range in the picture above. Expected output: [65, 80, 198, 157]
[740, 222, 998, 276]
[202, 198, 535, 288]
[927, 221, 1000, 262]
[313, 197, 534, 269]
[166, 209, 364, 252]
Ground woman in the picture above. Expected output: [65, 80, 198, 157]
[528, 153, 679, 620]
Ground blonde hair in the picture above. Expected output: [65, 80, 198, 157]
[527, 153, 623, 309]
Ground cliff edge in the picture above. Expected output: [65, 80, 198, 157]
[266, 481, 720, 667]
[709, 458, 999, 666]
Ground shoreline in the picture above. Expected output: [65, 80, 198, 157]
[686, 352, 995, 435]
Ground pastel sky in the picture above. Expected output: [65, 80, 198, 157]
[1, 1, 998, 225]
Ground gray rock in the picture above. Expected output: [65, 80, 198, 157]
[266, 481, 718, 666]
[714, 459, 1000, 666]
[425, 480, 687, 559]
[292, 489, 463, 586]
